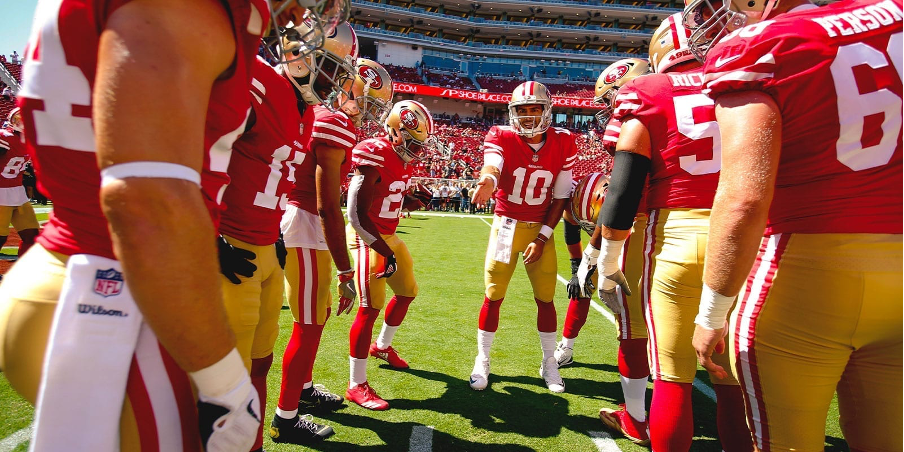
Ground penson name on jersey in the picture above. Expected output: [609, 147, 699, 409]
[812, 0, 902, 38]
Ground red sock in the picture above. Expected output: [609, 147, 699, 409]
[650, 380, 694, 452]
[278, 323, 304, 411]
[562, 297, 591, 339]
[714, 384, 753, 452]
[384, 295, 414, 326]
[17, 229, 37, 256]
[350, 306, 380, 358]
[250, 354, 273, 451]
[535, 298, 557, 333]
[478, 296, 503, 332]
[618, 338, 650, 379]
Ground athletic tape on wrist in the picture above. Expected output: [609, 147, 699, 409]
[583, 243, 600, 260]
[695, 283, 737, 330]
[189, 348, 246, 400]
[597, 238, 625, 269]
[101, 161, 201, 187]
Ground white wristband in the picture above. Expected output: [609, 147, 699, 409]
[538, 225, 554, 240]
[695, 283, 737, 330]
[597, 238, 625, 272]
[101, 161, 201, 187]
[480, 174, 498, 190]
[189, 348, 246, 401]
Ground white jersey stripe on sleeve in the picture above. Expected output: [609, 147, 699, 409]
[353, 150, 385, 161]
[312, 132, 354, 149]
[352, 157, 384, 168]
[315, 122, 357, 140]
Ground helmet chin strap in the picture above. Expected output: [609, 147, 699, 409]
[285, 71, 320, 106]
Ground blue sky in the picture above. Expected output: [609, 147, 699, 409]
[0, 1, 38, 58]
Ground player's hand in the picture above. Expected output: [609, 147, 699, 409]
[410, 183, 433, 208]
[471, 177, 494, 207]
[217, 236, 257, 284]
[693, 323, 729, 381]
[566, 274, 583, 299]
[598, 270, 630, 316]
[374, 253, 397, 279]
[576, 244, 600, 297]
[275, 235, 287, 270]
[196, 373, 261, 452]
[336, 270, 356, 314]
[523, 239, 544, 265]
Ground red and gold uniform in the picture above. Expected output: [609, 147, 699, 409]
[482, 125, 576, 302]
[346, 137, 417, 309]
[703, 1, 902, 449]
[0, 129, 39, 236]
[0, 0, 267, 449]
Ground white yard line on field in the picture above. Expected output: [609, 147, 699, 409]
[0, 425, 32, 452]
[409, 425, 435, 452]
[589, 431, 623, 452]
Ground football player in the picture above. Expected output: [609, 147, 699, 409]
[0, 1, 347, 450]
[0, 108, 39, 257]
[469, 81, 577, 394]
[584, 14, 752, 450]
[345, 100, 435, 410]
[684, 0, 902, 449]
[217, 20, 360, 449]
[274, 56, 396, 428]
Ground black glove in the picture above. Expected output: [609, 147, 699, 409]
[217, 235, 257, 284]
[275, 235, 287, 270]
[566, 257, 583, 299]
[374, 253, 397, 279]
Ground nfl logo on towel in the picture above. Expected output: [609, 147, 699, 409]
[94, 269, 124, 297]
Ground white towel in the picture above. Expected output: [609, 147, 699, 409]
[31, 254, 143, 452]
[493, 216, 517, 264]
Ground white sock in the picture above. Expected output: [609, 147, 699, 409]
[477, 329, 495, 360]
[539, 331, 557, 361]
[349, 356, 368, 388]
[275, 407, 297, 420]
[562, 336, 575, 349]
[303, 381, 313, 390]
[376, 324, 398, 349]
[620, 375, 648, 422]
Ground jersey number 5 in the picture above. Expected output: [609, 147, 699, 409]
[674, 94, 721, 176]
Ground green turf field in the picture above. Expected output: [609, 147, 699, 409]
[0, 211, 849, 451]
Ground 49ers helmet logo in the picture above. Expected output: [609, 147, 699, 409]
[604, 64, 630, 84]
[400, 109, 419, 130]
[358, 66, 384, 89]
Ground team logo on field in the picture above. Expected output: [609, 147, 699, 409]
[400, 109, 419, 130]
[94, 268, 124, 297]
[604, 64, 630, 84]
[358, 66, 384, 90]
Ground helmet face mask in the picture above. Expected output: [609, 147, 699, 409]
[569, 173, 610, 234]
[508, 82, 553, 138]
[384, 100, 436, 163]
[683, 0, 776, 61]
[265, 0, 351, 64]
[594, 58, 651, 128]
[281, 21, 358, 108]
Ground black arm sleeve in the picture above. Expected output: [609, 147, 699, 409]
[598, 151, 651, 231]
[563, 220, 582, 246]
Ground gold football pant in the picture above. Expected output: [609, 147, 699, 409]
[615, 214, 648, 340]
[730, 233, 902, 452]
[0, 202, 39, 233]
[484, 216, 558, 303]
[220, 235, 284, 369]
[643, 209, 736, 385]
[347, 225, 418, 310]
[284, 247, 334, 325]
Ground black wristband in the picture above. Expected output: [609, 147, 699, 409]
[598, 151, 651, 231]
[570, 257, 582, 276]
[563, 220, 582, 246]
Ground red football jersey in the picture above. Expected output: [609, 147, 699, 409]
[19, 0, 268, 258]
[289, 105, 357, 215]
[350, 137, 411, 235]
[0, 130, 28, 189]
[613, 66, 719, 211]
[703, 0, 902, 234]
[483, 125, 577, 223]
[599, 118, 649, 215]
[220, 58, 310, 246]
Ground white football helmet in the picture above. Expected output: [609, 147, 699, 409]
[384, 100, 436, 163]
[267, 0, 351, 63]
[649, 13, 698, 73]
[594, 58, 650, 128]
[570, 173, 610, 234]
[508, 81, 553, 138]
[7, 107, 22, 134]
[282, 20, 358, 107]
[342, 58, 394, 127]
[683, 0, 778, 61]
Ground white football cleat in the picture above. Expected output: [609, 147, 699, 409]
[540, 357, 565, 393]
[469, 356, 490, 391]
[554, 340, 573, 367]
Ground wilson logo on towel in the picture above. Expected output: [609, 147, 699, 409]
[78, 304, 128, 317]
[94, 268, 124, 298]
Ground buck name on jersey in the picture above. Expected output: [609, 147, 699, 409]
[702, 0, 902, 234]
[18, 0, 269, 259]
[483, 125, 577, 222]
[350, 137, 412, 234]
[289, 105, 357, 215]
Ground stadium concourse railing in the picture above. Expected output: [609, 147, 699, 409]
[459, 0, 680, 12]
[352, 25, 646, 63]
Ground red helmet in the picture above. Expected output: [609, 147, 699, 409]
[569, 172, 610, 233]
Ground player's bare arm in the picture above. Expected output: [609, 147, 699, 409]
[316, 145, 354, 273]
[95, 0, 237, 372]
[693, 91, 781, 379]
[471, 165, 500, 206]
[347, 166, 394, 258]
[523, 198, 568, 264]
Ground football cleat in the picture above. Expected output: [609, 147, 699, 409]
[269, 413, 334, 445]
[369, 342, 409, 369]
[469, 356, 490, 391]
[554, 340, 574, 367]
[539, 357, 565, 393]
[599, 404, 650, 446]
[299, 384, 345, 412]
[345, 381, 389, 411]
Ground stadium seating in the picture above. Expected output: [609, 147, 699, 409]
[476, 77, 523, 94]
[384, 64, 424, 84]
[424, 70, 476, 90]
